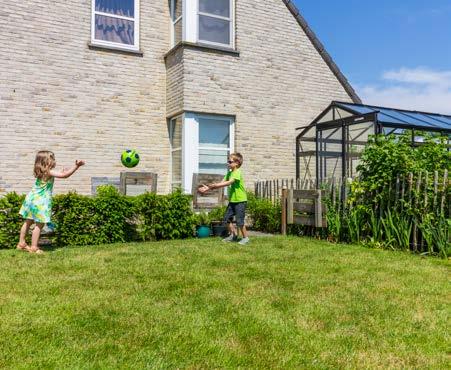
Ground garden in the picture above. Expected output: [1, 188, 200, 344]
[0, 133, 449, 368]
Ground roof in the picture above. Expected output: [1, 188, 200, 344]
[334, 101, 451, 133]
[282, 0, 362, 104]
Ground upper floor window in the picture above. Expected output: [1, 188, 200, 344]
[170, 0, 235, 49]
[198, 0, 232, 47]
[170, 0, 183, 46]
[91, 0, 140, 51]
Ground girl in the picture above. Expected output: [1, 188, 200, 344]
[17, 150, 85, 254]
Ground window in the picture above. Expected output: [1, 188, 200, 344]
[170, 0, 234, 49]
[91, 0, 140, 51]
[169, 113, 234, 192]
[171, 0, 183, 46]
[199, 116, 231, 175]
[169, 115, 183, 190]
[198, 0, 233, 47]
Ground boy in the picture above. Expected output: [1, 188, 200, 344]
[198, 152, 249, 245]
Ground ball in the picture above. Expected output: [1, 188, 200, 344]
[121, 149, 140, 168]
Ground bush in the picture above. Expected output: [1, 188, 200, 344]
[0, 193, 25, 249]
[247, 193, 281, 233]
[52, 186, 137, 246]
[135, 189, 196, 241]
[0, 187, 196, 249]
[338, 133, 451, 257]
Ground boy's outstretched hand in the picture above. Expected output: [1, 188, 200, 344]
[198, 184, 209, 194]
[75, 159, 85, 167]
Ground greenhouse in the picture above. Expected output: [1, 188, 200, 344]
[296, 101, 451, 183]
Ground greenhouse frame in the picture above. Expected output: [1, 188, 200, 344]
[296, 101, 451, 183]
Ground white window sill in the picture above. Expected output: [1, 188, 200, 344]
[164, 41, 240, 59]
[88, 42, 143, 56]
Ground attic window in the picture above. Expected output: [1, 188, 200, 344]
[91, 0, 140, 51]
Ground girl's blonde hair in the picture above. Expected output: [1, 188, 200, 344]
[34, 150, 56, 180]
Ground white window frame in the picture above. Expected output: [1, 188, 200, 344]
[91, 0, 140, 52]
[169, 115, 183, 190]
[197, 0, 234, 49]
[171, 0, 235, 49]
[170, 113, 235, 193]
[170, 0, 183, 47]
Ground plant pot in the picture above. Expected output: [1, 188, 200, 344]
[196, 225, 211, 238]
[212, 223, 228, 237]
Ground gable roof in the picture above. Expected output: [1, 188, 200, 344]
[282, 0, 362, 104]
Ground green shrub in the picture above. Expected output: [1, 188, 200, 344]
[0, 188, 196, 248]
[52, 192, 97, 246]
[0, 193, 25, 249]
[247, 193, 281, 233]
[341, 133, 450, 257]
[135, 189, 195, 241]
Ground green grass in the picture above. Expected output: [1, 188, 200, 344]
[0, 237, 449, 369]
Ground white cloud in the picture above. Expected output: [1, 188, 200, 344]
[356, 67, 451, 115]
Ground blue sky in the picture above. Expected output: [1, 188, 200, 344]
[293, 0, 451, 114]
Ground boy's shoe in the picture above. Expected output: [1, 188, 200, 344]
[222, 234, 237, 242]
[238, 237, 250, 245]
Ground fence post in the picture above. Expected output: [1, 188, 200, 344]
[287, 189, 294, 225]
[281, 186, 287, 235]
[440, 169, 448, 216]
[315, 189, 323, 227]
[433, 171, 438, 214]
[412, 172, 422, 252]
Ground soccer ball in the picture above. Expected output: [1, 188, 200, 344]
[121, 149, 140, 168]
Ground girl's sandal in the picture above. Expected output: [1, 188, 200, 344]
[26, 246, 44, 254]
[16, 243, 29, 251]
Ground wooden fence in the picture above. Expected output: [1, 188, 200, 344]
[369, 170, 449, 252]
[254, 177, 349, 204]
[255, 171, 450, 251]
[254, 172, 449, 214]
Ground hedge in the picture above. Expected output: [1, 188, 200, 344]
[0, 186, 196, 249]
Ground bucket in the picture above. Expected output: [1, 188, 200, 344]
[196, 225, 211, 238]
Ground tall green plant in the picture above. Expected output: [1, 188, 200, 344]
[419, 214, 451, 258]
[247, 193, 281, 233]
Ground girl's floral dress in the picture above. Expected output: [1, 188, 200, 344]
[19, 177, 54, 224]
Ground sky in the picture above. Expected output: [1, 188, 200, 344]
[293, 0, 451, 114]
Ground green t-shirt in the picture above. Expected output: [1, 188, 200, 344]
[224, 168, 247, 202]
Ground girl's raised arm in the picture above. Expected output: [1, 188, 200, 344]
[49, 160, 85, 178]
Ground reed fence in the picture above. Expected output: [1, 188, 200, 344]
[254, 171, 450, 254]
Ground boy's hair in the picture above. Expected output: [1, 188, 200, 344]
[230, 152, 243, 168]
[34, 150, 56, 180]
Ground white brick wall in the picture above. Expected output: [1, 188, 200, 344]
[174, 0, 353, 181]
[0, 1, 171, 194]
[1, 0, 355, 195]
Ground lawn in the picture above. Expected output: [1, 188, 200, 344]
[0, 236, 449, 369]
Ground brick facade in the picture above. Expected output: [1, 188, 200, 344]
[1, 0, 357, 195]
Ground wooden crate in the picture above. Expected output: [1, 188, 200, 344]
[119, 172, 158, 195]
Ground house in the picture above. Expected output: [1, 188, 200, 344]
[0, 0, 360, 195]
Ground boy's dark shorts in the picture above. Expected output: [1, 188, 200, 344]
[223, 201, 247, 227]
